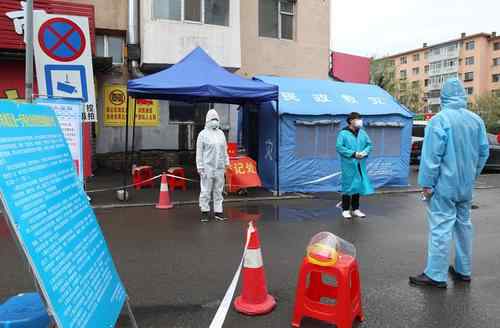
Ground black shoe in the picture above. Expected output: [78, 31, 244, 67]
[409, 273, 447, 288]
[214, 213, 228, 221]
[471, 204, 479, 210]
[200, 212, 210, 223]
[449, 266, 471, 282]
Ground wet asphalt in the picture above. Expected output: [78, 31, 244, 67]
[1, 188, 499, 328]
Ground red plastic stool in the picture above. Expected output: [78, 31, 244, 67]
[167, 167, 187, 191]
[292, 255, 364, 328]
[132, 165, 154, 190]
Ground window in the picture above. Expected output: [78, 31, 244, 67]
[443, 59, 457, 69]
[153, 0, 229, 25]
[493, 74, 500, 83]
[413, 53, 420, 61]
[205, 0, 229, 26]
[493, 58, 500, 66]
[412, 81, 420, 89]
[494, 42, 500, 51]
[429, 90, 441, 98]
[184, 0, 202, 21]
[259, 0, 295, 40]
[464, 72, 474, 82]
[432, 48, 441, 55]
[153, 0, 182, 20]
[295, 122, 340, 159]
[169, 101, 209, 123]
[465, 41, 475, 50]
[424, 65, 429, 73]
[412, 67, 420, 75]
[400, 56, 407, 64]
[366, 126, 402, 157]
[465, 87, 474, 95]
[399, 82, 407, 91]
[424, 51, 429, 59]
[400, 70, 407, 80]
[96, 35, 124, 64]
[424, 79, 430, 87]
[465, 56, 475, 65]
[493, 89, 500, 97]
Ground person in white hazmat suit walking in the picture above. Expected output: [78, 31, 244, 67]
[196, 109, 230, 222]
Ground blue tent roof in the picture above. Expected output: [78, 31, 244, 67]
[255, 76, 413, 117]
[128, 47, 279, 104]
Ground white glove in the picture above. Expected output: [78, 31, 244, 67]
[359, 151, 368, 158]
[198, 168, 205, 177]
[355, 152, 364, 159]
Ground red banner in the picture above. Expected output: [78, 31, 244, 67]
[226, 156, 262, 193]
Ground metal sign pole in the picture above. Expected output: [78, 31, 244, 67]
[24, 0, 34, 102]
[125, 298, 139, 328]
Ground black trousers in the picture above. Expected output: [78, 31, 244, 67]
[342, 194, 360, 211]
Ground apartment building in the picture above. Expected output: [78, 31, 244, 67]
[384, 32, 500, 112]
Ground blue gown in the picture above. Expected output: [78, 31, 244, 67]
[336, 128, 374, 196]
[418, 78, 489, 282]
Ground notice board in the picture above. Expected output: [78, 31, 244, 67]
[0, 101, 126, 327]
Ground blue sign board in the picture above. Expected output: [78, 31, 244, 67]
[0, 101, 126, 328]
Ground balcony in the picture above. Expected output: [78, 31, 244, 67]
[428, 45, 459, 63]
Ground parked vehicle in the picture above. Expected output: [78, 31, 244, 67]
[411, 121, 427, 165]
[412, 124, 500, 171]
[485, 133, 500, 171]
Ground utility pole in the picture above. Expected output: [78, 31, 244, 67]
[25, 0, 34, 103]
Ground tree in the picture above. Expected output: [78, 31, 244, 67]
[471, 93, 500, 133]
[370, 57, 426, 112]
[370, 58, 397, 94]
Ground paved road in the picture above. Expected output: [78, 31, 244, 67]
[1, 189, 499, 327]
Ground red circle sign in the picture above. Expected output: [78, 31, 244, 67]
[38, 17, 86, 62]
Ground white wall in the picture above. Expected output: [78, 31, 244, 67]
[141, 0, 241, 69]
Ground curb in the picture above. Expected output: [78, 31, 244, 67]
[92, 194, 314, 210]
[90, 185, 500, 210]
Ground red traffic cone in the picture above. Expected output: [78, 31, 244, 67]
[234, 222, 276, 315]
[156, 173, 173, 209]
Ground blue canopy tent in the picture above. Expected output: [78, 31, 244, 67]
[240, 76, 414, 193]
[123, 47, 279, 188]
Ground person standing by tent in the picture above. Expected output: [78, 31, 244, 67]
[409, 78, 489, 288]
[336, 112, 374, 219]
[196, 109, 230, 223]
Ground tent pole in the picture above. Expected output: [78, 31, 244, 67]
[276, 99, 280, 196]
[122, 96, 131, 188]
[131, 98, 137, 168]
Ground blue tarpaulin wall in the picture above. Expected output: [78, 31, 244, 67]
[243, 76, 414, 193]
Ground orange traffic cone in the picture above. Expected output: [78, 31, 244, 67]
[156, 173, 173, 209]
[234, 221, 276, 315]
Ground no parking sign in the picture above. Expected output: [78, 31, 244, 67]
[34, 13, 97, 122]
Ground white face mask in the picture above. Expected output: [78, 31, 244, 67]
[208, 119, 219, 130]
[353, 119, 363, 128]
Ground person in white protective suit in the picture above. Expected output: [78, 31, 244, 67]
[196, 109, 230, 222]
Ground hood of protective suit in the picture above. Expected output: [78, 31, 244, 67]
[441, 78, 467, 110]
[205, 109, 220, 124]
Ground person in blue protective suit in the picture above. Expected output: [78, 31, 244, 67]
[336, 112, 375, 219]
[196, 109, 230, 223]
[410, 78, 490, 288]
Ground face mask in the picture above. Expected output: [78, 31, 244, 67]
[353, 119, 363, 128]
[208, 119, 219, 130]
